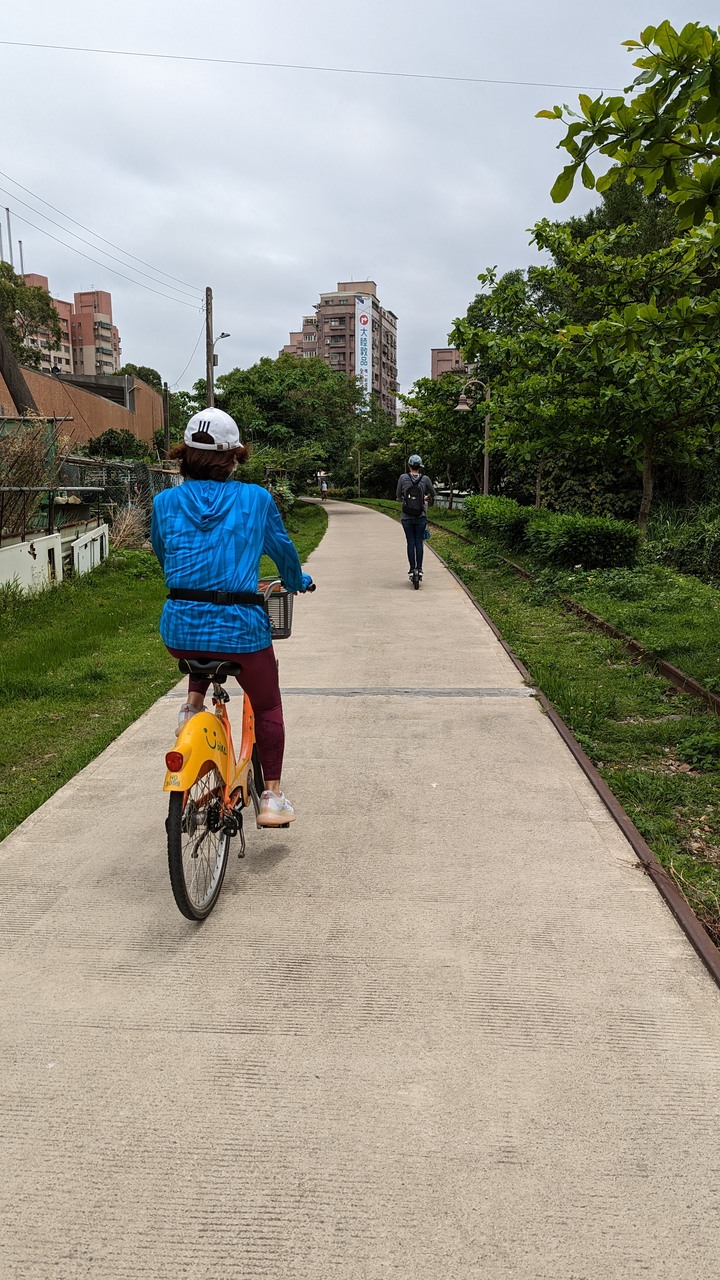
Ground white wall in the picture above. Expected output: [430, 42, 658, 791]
[0, 534, 64, 592]
[71, 524, 109, 576]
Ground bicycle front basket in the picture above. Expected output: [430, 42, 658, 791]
[260, 582, 294, 640]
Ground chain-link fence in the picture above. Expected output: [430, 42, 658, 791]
[0, 417, 181, 545]
[0, 417, 59, 541]
[58, 456, 181, 542]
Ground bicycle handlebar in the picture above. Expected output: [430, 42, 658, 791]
[261, 578, 316, 599]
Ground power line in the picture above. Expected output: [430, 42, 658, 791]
[0, 165, 202, 293]
[0, 39, 615, 93]
[8, 207, 203, 308]
[169, 320, 206, 389]
[0, 181, 201, 302]
[0, 168, 201, 293]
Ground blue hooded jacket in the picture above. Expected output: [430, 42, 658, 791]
[151, 479, 306, 653]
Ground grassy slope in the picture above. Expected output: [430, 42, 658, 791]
[360, 500, 720, 942]
[428, 507, 720, 693]
[0, 502, 326, 841]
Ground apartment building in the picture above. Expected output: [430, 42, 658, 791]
[71, 289, 121, 375]
[22, 274, 75, 374]
[21, 276, 122, 376]
[282, 281, 398, 415]
[431, 347, 464, 380]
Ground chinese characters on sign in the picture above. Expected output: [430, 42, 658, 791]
[355, 295, 372, 399]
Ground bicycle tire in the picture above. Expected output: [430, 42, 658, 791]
[166, 765, 230, 920]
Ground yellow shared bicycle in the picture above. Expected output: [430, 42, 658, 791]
[162, 579, 312, 920]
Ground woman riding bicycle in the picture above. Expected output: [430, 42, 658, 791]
[150, 407, 313, 827]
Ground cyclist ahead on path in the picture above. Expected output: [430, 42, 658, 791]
[150, 407, 313, 827]
[396, 454, 435, 580]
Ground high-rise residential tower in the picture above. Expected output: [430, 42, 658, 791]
[282, 280, 398, 415]
[21, 276, 122, 376]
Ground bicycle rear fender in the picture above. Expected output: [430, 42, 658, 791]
[163, 711, 232, 792]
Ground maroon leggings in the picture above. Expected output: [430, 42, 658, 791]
[167, 643, 285, 780]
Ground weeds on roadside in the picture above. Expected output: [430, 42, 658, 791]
[0, 502, 327, 842]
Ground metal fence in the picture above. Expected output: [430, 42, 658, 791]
[0, 417, 59, 540]
[0, 418, 181, 543]
[57, 456, 181, 537]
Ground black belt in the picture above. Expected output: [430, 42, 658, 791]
[168, 588, 265, 607]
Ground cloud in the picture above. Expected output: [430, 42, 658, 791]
[2, 0, 712, 392]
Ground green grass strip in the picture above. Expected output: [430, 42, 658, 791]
[0, 501, 327, 841]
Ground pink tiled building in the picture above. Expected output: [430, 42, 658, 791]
[21, 276, 122, 377]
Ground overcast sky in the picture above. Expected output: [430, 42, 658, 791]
[2, 2, 715, 395]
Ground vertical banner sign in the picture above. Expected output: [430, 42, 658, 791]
[355, 295, 372, 399]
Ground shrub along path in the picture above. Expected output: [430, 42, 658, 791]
[364, 500, 720, 944]
[0, 501, 326, 841]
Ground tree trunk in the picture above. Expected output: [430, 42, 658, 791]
[0, 322, 37, 414]
[638, 437, 654, 532]
[447, 474, 453, 511]
[535, 456, 544, 509]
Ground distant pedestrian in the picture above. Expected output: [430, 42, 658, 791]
[320, 479, 328, 502]
[396, 454, 434, 582]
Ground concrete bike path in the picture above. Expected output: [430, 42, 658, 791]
[2, 498, 720, 1279]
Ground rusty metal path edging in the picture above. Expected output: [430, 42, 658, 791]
[428, 542, 720, 989]
[426, 515, 720, 717]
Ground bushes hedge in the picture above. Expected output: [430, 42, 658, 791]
[463, 496, 640, 568]
[648, 512, 720, 583]
[526, 511, 640, 568]
[463, 496, 532, 549]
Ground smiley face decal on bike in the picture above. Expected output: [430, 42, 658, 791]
[203, 724, 227, 757]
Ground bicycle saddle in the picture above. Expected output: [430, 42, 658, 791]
[177, 659, 243, 681]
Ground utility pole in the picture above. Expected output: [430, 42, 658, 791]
[205, 286, 214, 407]
[163, 381, 170, 457]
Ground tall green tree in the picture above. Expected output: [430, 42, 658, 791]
[0, 264, 61, 370]
[115, 363, 163, 393]
[216, 353, 366, 480]
[539, 20, 720, 230]
[398, 374, 487, 499]
[451, 220, 720, 525]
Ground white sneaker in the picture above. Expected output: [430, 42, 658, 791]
[257, 789, 296, 827]
[175, 702, 206, 736]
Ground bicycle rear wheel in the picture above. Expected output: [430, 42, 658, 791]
[166, 765, 230, 920]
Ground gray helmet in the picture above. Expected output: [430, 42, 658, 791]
[408, 454, 423, 469]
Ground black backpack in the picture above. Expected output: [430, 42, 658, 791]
[403, 478, 425, 517]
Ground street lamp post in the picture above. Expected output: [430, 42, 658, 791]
[453, 377, 491, 496]
[348, 446, 361, 497]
